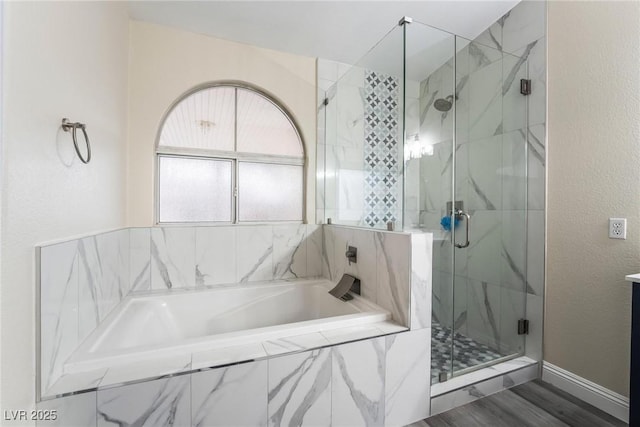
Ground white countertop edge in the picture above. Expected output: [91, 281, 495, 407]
[625, 274, 640, 282]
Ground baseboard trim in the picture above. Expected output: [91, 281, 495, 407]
[542, 361, 629, 423]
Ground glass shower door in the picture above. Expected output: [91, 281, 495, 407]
[405, 20, 530, 383]
[450, 36, 529, 378]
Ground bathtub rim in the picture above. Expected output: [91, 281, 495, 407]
[64, 278, 392, 375]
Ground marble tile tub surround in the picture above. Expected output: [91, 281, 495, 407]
[322, 224, 433, 329]
[38, 229, 131, 399]
[38, 223, 428, 400]
[39, 328, 431, 427]
[37, 224, 324, 398]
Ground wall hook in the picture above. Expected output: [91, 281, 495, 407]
[61, 118, 91, 164]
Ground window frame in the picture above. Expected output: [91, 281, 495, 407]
[154, 81, 307, 226]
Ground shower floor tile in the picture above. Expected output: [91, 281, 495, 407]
[431, 322, 502, 381]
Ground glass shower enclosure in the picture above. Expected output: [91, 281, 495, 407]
[318, 18, 529, 384]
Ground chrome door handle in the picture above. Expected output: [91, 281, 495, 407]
[454, 209, 470, 248]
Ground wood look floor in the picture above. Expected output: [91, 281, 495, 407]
[411, 380, 627, 427]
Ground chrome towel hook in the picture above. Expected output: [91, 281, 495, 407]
[61, 118, 91, 164]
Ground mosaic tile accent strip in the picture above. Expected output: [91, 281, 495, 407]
[431, 321, 502, 380]
[363, 71, 400, 228]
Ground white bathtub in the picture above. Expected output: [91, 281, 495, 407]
[66, 279, 390, 373]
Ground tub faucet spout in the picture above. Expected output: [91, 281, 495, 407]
[329, 274, 361, 301]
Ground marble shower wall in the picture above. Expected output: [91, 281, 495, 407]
[38, 224, 323, 397]
[39, 328, 431, 427]
[418, 0, 546, 358]
[322, 225, 432, 330]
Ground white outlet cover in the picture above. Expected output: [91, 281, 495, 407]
[609, 218, 627, 239]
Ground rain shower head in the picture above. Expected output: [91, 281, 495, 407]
[433, 95, 454, 112]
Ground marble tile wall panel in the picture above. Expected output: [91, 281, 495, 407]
[335, 67, 365, 150]
[338, 169, 365, 222]
[78, 230, 130, 340]
[501, 0, 546, 55]
[192, 361, 268, 427]
[466, 279, 501, 351]
[332, 337, 386, 426]
[129, 228, 151, 292]
[76, 236, 100, 327]
[306, 224, 323, 277]
[419, 62, 455, 146]
[405, 93, 420, 138]
[417, 140, 452, 232]
[322, 225, 377, 300]
[272, 224, 307, 280]
[472, 17, 503, 52]
[385, 329, 431, 425]
[465, 211, 502, 287]
[502, 50, 529, 134]
[410, 233, 433, 329]
[45, 329, 437, 426]
[502, 130, 527, 211]
[322, 225, 413, 327]
[465, 40, 503, 76]
[431, 270, 444, 325]
[499, 287, 527, 355]
[39, 240, 79, 397]
[150, 227, 195, 289]
[325, 145, 365, 225]
[268, 348, 332, 426]
[453, 275, 469, 335]
[97, 375, 190, 427]
[466, 135, 502, 211]
[375, 231, 411, 325]
[195, 226, 236, 286]
[501, 210, 528, 293]
[404, 157, 421, 227]
[468, 59, 503, 142]
[37, 391, 97, 427]
[236, 225, 274, 283]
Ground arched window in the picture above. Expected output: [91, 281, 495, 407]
[156, 83, 305, 223]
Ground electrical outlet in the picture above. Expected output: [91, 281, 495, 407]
[609, 218, 627, 239]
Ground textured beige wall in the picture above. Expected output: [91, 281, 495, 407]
[547, 1, 640, 397]
[127, 21, 317, 226]
[1, 2, 129, 421]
